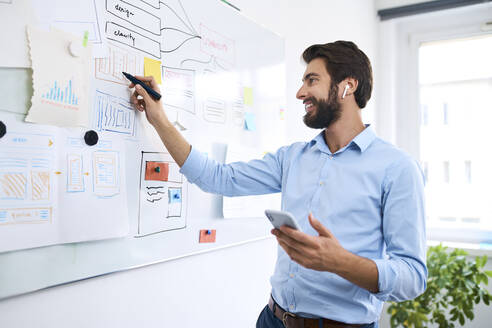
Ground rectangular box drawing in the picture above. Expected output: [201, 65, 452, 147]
[94, 90, 137, 136]
[0, 133, 55, 228]
[0, 207, 52, 226]
[2, 132, 54, 150]
[106, 21, 161, 58]
[31, 171, 50, 200]
[203, 98, 226, 124]
[200, 23, 235, 65]
[92, 151, 120, 197]
[0, 173, 27, 200]
[106, 0, 161, 36]
[95, 42, 143, 85]
[161, 66, 196, 114]
[67, 154, 84, 192]
[167, 187, 182, 217]
[138, 152, 187, 236]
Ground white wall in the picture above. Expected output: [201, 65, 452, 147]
[0, 2, 379, 327]
[0, 238, 277, 328]
[233, 0, 379, 143]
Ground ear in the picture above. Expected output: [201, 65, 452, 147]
[339, 78, 358, 100]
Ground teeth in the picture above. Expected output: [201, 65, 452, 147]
[305, 103, 313, 109]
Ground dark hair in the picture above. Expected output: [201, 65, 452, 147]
[302, 41, 373, 109]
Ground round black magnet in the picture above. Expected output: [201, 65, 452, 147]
[84, 130, 99, 146]
[0, 121, 6, 139]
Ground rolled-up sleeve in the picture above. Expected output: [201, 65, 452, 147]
[373, 156, 428, 302]
[180, 146, 285, 197]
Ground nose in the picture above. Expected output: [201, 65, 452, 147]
[296, 84, 307, 100]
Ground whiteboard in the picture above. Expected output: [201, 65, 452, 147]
[0, 0, 285, 300]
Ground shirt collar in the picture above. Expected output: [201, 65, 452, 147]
[309, 124, 377, 154]
[351, 124, 377, 153]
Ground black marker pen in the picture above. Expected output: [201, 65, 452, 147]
[122, 72, 162, 100]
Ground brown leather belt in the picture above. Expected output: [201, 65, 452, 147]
[268, 296, 366, 328]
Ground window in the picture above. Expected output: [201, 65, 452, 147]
[380, 2, 492, 245]
[419, 34, 492, 243]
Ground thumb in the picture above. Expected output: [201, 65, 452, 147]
[308, 213, 333, 237]
[135, 84, 153, 104]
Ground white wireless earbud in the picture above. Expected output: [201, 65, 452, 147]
[342, 85, 349, 99]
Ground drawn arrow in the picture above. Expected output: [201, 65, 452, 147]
[83, 172, 89, 176]
[48, 139, 54, 147]
[54, 171, 62, 175]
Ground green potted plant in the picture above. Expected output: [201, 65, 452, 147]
[387, 244, 492, 328]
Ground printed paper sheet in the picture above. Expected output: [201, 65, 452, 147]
[25, 26, 92, 127]
[0, 116, 129, 253]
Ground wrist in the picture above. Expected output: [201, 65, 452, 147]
[152, 113, 172, 129]
[331, 247, 353, 275]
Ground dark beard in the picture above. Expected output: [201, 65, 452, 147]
[303, 84, 341, 129]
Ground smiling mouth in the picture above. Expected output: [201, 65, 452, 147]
[304, 102, 314, 112]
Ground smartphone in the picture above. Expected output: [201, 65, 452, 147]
[265, 209, 302, 232]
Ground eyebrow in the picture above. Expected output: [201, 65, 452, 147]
[302, 72, 320, 82]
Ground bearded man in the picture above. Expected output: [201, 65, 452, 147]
[129, 41, 427, 328]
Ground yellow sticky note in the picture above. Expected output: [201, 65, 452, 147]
[243, 87, 253, 106]
[144, 57, 162, 84]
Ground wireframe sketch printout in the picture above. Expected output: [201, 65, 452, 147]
[25, 26, 92, 127]
[0, 116, 129, 253]
[0, 119, 58, 252]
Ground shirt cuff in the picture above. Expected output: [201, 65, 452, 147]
[179, 146, 206, 183]
[372, 258, 398, 301]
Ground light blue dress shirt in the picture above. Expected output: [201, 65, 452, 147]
[180, 126, 427, 324]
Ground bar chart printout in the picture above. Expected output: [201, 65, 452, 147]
[41, 80, 79, 108]
[26, 26, 92, 127]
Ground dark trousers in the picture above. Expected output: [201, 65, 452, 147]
[256, 305, 378, 328]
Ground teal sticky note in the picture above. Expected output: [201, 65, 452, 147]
[244, 112, 256, 131]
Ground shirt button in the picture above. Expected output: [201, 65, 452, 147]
[319, 181, 323, 186]
[289, 273, 294, 278]
[289, 305, 294, 311]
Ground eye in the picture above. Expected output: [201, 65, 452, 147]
[308, 77, 318, 85]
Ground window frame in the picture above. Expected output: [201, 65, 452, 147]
[377, 2, 492, 244]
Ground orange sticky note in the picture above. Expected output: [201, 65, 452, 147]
[145, 161, 169, 181]
[144, 57, 162, 84]
[199, 229, 216, 243]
